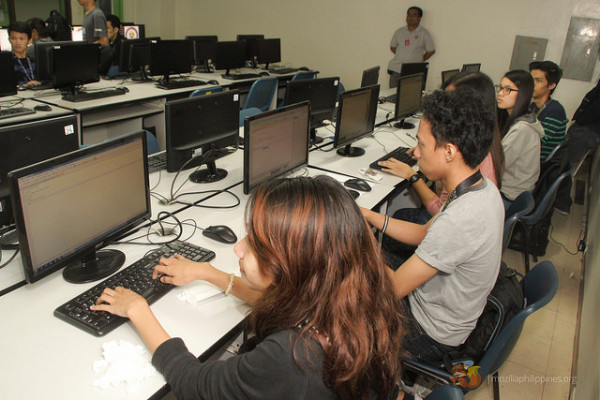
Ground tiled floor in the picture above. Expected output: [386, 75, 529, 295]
[468, 188, 584, 399]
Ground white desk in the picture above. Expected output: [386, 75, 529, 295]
[0, 97, 73, 127]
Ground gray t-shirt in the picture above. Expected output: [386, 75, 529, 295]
[410, 177, 504, 346]
[82, 7, 107, 43]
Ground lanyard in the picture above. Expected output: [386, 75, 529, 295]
[17, 57, 34, 82]
[441, 170, 483, 212]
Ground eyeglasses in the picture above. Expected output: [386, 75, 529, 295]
[495, 85, 519, 95]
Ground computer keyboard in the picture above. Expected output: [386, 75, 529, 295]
[369, 146, 417, 170]
[155, 79, 206, 90]
[381, 94, 396, 103]
[62, 88, 128, 102]
[268, 68, 298, 75]
[148, 151, 167, 173]
[54, 240, 216, 336]
[221, 73, 262, 80]
[0, 106, 36, 120]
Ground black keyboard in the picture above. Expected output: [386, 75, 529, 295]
[54, 241, 216, 336]
[268, 68, 298, 75]
[62, 88, 128, 102]
[148, 151, 167, 173]
[0, 106, 36, 120]
[155, 79, 206, 90]
[382, 94, 396, 103]
[221, 73, 262, 80]
[369, 146, 416, 170]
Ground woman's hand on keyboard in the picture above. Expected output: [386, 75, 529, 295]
[378, 157, 415, 179]
[91, 287, 148, 318]
[153, 254, 212, 286]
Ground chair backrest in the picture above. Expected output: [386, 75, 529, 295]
[244, 77, 278, 111]
[425, 384, 466, 400]
[189, 86, 224, 97]
[292, 70, 316, 81]
[522, 163, 572, 225]
[503, 191, 534, 250]
[475, 261, 558, 382]
[144, 130, 160, 155]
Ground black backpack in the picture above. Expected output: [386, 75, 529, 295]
[45, 10, 70, 41]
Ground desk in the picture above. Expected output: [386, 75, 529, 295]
[0, 97, 73, 127]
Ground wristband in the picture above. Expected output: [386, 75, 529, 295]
[409, 173, 422, 185]
[225, 274, 235, 296]
[381, 215, 389, 234]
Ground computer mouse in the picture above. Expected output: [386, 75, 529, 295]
[207, 79, 220, 85]
[344, 178, 372, 192]
[202, 225, 238, 244]
[117, 86, 129, 93]
[33, 104, 52, 112]
[259, 71, 270, 76]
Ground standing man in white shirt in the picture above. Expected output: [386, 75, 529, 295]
[388, 6, 435, 88]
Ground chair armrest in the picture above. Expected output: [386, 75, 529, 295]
[402, 359, 454, 385]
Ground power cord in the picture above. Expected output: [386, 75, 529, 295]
[548, 223, 583, 256]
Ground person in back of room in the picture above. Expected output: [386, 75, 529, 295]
[8, 21, 40, 87]
[388, 6, 435, 88]
[496, 70, 544, 209]
[77, 0, 109, 47]
[25, 17, 52, 60]
[99, 14, 123, 75]
[91, 176, 405, 400]
[361, 89, 504, 365]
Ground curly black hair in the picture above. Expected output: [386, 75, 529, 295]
[421, 88, 495, 168]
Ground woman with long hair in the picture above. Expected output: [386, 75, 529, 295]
[92, 175, 404, 400]
[496, 69, 544, 206]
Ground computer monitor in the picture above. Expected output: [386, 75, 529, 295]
[0, 115, 79, 230]
[34, 40, 73, 82]
[186, 35, 218, 72]
[0, 28, 10, 51]
[394, 73, 424, 129]
[215, 41, 247, 76]
[0, 51, 17, 97]
[237, 34, 264, 67]
[333, 85, 380, 157]
[461, 63, 481, 73]
[400, 62, 428, 91]
[118, 37, 157, 80]
[71, 25, 84, 41]
[441, 69, 460, 87]
[8, 131, 150, 284]
[122, 24, 145, 40]
[256, 38, 281, 69]
[51, 42, 100, 94]
[243, 101, 310, 194]
[285, 76, 340, 143]
[149, 40, 193, 83]
[165, 90, 240, 183]
[361, 66, 380, 87]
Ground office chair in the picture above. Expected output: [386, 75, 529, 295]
[424, 384, 465, 399]
[243, 77, 278, 112]
[189, 86, 224, 97]
[239, 107, 262, 127]
[503, 191, 534, 251]
[403, 261, 558, 400]
[277, 71, 317, 107]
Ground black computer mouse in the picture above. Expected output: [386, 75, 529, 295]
[117, 86, 129, 93]
[207, 79, 220, 85]
[344, 178, 372, 192]
[259, 71, 270, 76]
[33, 104, 52, 112]
[202, 225, 238, 244]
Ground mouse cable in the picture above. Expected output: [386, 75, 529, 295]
[116, 212, 186, 246]
[174, 188, 241, 209]
[0, 247, 20, 271]
[169, 149, 225, 200]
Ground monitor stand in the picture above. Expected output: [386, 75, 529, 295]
[310, 128, 324, 145]
[0, 228, 18, 250]
[337, 144, 365, 157]
[394, 119, 416, 130]
[63, 249, 125, 284]
[189, 160, 228, 183]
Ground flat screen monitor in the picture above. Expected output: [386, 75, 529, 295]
[0, 28, 10, 51]
[243, 101, 310, 194]
[400, 62, 428, 91]
[118, 37, 157, 79]
[441, 69, 460, 87]
[71, 25, 84, 41]
[461, 63, 481, 73]
[237, 34, 264, 66]
[122, 24, 145, 40]
[52, 42, 100, 93]
[0, 51, 17, 96]
[285, 76, 340, 143]
[34, 40, 73, 82]
[215, 41, 247, 75]
[361, 66, 380, 87]
[334, 85, 380, 157]
[0, 115, 79, 229]
[256, 38, 281, 69]
[149, 39, 192, 82]
[186, 35, 218, 71]
[165, 90, 240, 183]
[8, 131, 150, 283]
[394, 73, 424, 129]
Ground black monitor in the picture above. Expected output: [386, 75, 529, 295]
[215, 41, 247, 75]
[361, 66, 380, 87]
[285, 77, 340, 143]
[8, 131, 150, 284]
[243, 101, 310, 194]
[0, 115, 79, 231]
[118, 37, 157, 80]
[0, 27, 10, 51]
[186, 35, 218, 72]
[52, 42, 100, 95]
[394, 73, 424, 129]
[400, 62, 428, 91]
[256, 38, 281, 70]
[34, 40, 73, 82]
[333, 85, 380, 157]
[0, 51, 17, 96]
[237, 34, 264, 67]
[461, 63, 481, 73]
[149, 39, 193, 83]
[165, 90, 240, 183]
[441, 69, 460, 87]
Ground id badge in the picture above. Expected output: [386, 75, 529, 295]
[405, 39, 410, 46]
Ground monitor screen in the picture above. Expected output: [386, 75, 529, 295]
[334, 84, 380, 157]
[186, 35, 218, 66]
[52, 42, 100, 92]
[122, 24, 143, 40]
[256, 38, 281, 67]
[165, 90, 240, 183]
[8, 131, 150, 284]
[0, 115, 79, 227]
[400, 62, 428, 91]
[149, 39, 192, 81]
[0, 28, 10, 51]
[285, 76, 340, 134]
[71, 25, 84, 41]
[394, 73, 424, 129]
[441, 69, 460, 87]
[215, 41, 247, 73]
[461, 63, 481, 73]
[34, 40, 73, 82]
[243, 101, 310, 194]
[361, 66, 380, 87]
[0, 51, 17, 96]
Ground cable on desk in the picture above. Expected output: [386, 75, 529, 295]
[174, 188, 241, 209]
[0, 98, 25, 108]
[117, 211, 191, 246]
[0, 247, 20, 271]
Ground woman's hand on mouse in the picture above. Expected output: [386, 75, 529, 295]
[152, 254, 216, 286]
[378, 157, 415, 179]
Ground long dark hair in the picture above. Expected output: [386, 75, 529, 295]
[246, 175, 404, 399]
[497, 70, 535, 138]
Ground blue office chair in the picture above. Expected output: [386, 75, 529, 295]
[337, 81, 346, 102]
[243, 77, 278, 112]
[239, 107, 262, 127]
[503, 191, 534, 251]
[403, 261, 558, 400]
[291, 70, 317, 81]
[189, 86, 223, 97]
